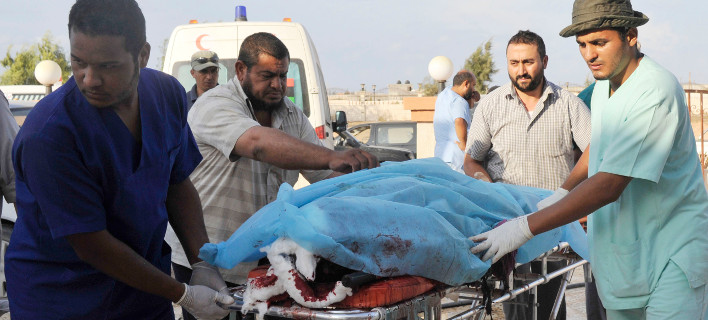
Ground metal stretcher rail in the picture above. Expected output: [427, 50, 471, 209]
[228, 242, 585, 320]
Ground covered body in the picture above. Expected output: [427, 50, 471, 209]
[200, 158, 587, 286]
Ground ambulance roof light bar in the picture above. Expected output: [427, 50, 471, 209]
[235, 5, 247, 21]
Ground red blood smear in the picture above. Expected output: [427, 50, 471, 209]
[267, 292, 290, 304]
[290, 270, 338, 302]
[251, 274, 278, 288]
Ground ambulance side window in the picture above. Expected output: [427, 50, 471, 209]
[287, 60, 309, 117]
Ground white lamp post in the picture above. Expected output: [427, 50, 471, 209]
[34, 60, 62, 95]
[428, 56, 454, 94]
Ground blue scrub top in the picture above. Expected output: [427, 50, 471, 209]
[7, 68, 202, 319]
[433, 87, 471, 170]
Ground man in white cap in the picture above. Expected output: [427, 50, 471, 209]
[471, 0, 708, 318]
[187, 50, 220, 110]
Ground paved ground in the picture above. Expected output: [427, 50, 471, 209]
[439, 265, 588, 320]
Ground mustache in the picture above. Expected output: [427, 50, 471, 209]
[516, 74, 532, 81]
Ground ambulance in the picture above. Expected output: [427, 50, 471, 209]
[161, 6, 334, 147]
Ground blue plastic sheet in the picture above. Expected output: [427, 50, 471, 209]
[200, 158, 588, 286]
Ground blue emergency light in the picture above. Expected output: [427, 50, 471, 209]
[235, 6, 247, 21]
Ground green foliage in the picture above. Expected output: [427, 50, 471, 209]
[463, 39, 498, 94]
[1, 32, 71, 85]
[155, 38, 169, 70]
[418, 76, 438, 96]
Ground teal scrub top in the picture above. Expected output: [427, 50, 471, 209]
[587, 56, 708, 310]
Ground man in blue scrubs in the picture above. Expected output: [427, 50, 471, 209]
[471, 0, 708, 319]
[6, 1, 233, 319]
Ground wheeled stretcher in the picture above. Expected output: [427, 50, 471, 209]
[226, 242, 586, 320]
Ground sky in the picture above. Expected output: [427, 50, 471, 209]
[1, 0, 707, 92]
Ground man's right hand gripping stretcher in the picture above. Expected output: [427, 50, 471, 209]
[177, 261, 234, 319]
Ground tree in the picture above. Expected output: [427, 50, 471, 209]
[1, 32, 71, 85]
[418, 76, 438, 97]
[463, 39, 498, 94]
[155, 38, 169, 70]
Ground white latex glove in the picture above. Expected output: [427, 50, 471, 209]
[470, 215, 534, 263]
[537, 188, 569, 210]
[190, 261, 230, 296]
[177, 283, 234, 320]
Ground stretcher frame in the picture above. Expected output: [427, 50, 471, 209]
[227, 242, 586, 320]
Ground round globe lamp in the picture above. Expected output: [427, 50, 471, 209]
[428, 56, 454, 94]
[34, 60, 62, 95]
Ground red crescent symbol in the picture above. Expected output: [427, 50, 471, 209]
[196, 34, 208, 50]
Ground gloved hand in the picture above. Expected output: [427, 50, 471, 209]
[190, 261, 229, 296]
[536, 188, 569, 210]
[177, 283, 234, 320]
[470, 214, 534, 263]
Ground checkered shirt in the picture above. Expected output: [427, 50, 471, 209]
[465, 80, 591, 190]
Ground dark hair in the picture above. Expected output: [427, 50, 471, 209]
[507, 30, 546, 59]
[68, 0, 146, 60]
[610, 27, 630, 42]
[452, 70, 474, 87]
[238, 32, 290, 69]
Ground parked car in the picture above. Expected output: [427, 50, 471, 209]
[346, 121, 417, 158]
[333, 112, 415, 162]
[8, 100, 36, 126]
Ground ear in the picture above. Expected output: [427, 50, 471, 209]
[236, 61, 248, 82]
[542, 55, 549, 69]
[627, 28, 639, 47]
[138, 42, 151, 69]
[190, 69, 196, 77]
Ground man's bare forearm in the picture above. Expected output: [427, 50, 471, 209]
[167, 178, 210, 265]
[561, 145, 590, 191]
[463, 154, 492, 181]
[454, 118, 468, 151]
[528, 171, 631, 235]
[66, 230, 185, 302]
[234, 127, 334, 170]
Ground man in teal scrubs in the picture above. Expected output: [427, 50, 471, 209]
[471, 0, 708, 319]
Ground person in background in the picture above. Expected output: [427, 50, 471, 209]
[465, 30, 591, 320]
[472, 1, 708, 318]
[187, 50, 220, 110]
[0, 90, 19, 251]
[165, 32, 379, 320]
[467, 86, 481, 116]
[5, 1, 232, 319]
[433, 70, 477, 173]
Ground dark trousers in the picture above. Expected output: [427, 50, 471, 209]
[503, 260, 567, 320]
[584, 264, 607, 320]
